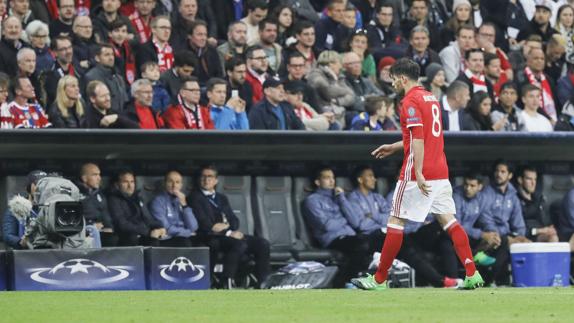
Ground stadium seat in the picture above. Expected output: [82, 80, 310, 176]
[542, 175, 574, 207]
[376, 177, 389, 197]
[335, 177, 353, 192]
[216, 176, 254, 236]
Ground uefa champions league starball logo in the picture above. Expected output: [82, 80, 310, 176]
[28, 258, 133, 286]
[158, 256, 206, 283]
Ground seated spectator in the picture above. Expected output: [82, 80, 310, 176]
[462, 91, 500, 131]
[2, 170, 47, 249]
[125, 78, 163, 129]
[405, 26, 441, 77]
[422, 63, 446, 100]
[190, 165, 270, 288]
[279, 0, 318, 24]
[159, 50, 197, 102]
[15, 47, 44, 103]
[440, 24, 475, 84]
[240, 0, 269, 46]
[516, 0, 558, 44]
[217, 21, 248, 72]
[140, 61, 170, 115]
[71, 15, 98, 73]
[49, 0, 76, 38]
[48, 75, 86, 128]
[456, 48, 495, 98]
[439, 0, 473, 48]
[365, 3, 404, 63]
[400, 0, 441, 51]
[248, 77, 304, 130]
[516, 165, 558, 242]
[0, 76, 51, 129]
[205, 78, 248, 130]
[135, 16, 174, 76]
[342, 51, 383, 114]
[557, 70, 574, 109]
[283, 52, 319, 111]
[128, 0, 155, 45]
[0, 17, 25, 77]
[509, 35, 543, 79]
[83, 80, 139, 129]
[484, 53, 507, 100]
[303, 166, 373, 287]
[519, 84, 554, 132]
[108, 169, 167, 246]
[556, 95, 574, 131]
[170, 0, 218, 50]
[350, 95, 395, 131]
[559, 185, 574, 249]
[83, 44, 129, 113]
[256, 18, 282, 73]
[491, 82, 525, 132]
[314, 0, 351, 52]
[24, 20, 53, 76]
[150, 170, 199, 247]
[272, 4, 296, 47]
[476, 22, 513, 83]
[284, 80, 338, 131]
[347, 30, 376, 79]
[225, 58, 254, 113]
[0, 74, 8, 111]
[108, 20, 137, 85]
[8, 0, 35, 29]
[544, 34, 567, 83]
[77, 163, 118, 247]
[93, 0, 137, 44]
[376, 56, 397, 97]
[441, 80, 470, 132]
[245, 45, 269, 105]
[163, 76, 214, 129]
[281, 21, 319, 72]
[44, 36, 83, 107]
[555, 4, 574, 67]
[185, 20, 224, 86]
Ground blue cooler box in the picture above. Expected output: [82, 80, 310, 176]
[510, 242, 570, 287]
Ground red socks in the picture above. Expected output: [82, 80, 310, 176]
[374, 225, 404, 284]
[446, 222, 476, 277]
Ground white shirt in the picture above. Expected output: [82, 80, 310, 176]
[520, 110, 553, 132]
[442, 96, 460, 131]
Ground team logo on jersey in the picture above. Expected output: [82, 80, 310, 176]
[158, 256, 206, 283]
[28, 258, 133, 286]
[408, 107, 416, 116]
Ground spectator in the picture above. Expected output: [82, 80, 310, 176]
[93, 0, 137, 44]
[314, 0, 346, 51]
[163, 76, 214, 129]
[77, 162, 118, 247]
[283, 52, 319, 111]
[257, 18, 282, 73]
[83, 44, 129, 113]
[170, 0, 217, 50]
[159, 50, 197, 102]
[244, 45, 269, 104]
[491, 82, 525, 132]
[128, 0, 156, 45]
[476, 22, 513, 82]
[282, 21, 318, 70]
[83, 80, 138, 128]
[108, 169, 167, 246]
[439, 24, 475, 84]
[406, 26, 441, 77]
[422, 62, 446, 100]
[279, 0, 318, 24]
[400, 0, 441, 51]
[44, 36, 82, 107]
[9, 0, 36, 29]
[225, 58, 254, 113]
[376, 56, 397, 96]
[217, 21, 248, 72]
[48, 75, 86, 128]
[517, 0, 558, 44]
[441, 80, 470, 132]
[71, 15, 97, 73]
[126, 78, 163, 129]
[347, 30, 377, 79]
[350, 95, 395, 131]
[557, 70, 574, 109]
[49, 0, 75, 38]
[439, 0, 473, 48]
[0, 16, 25, 77]
[559, 185, 574, 248]
[556, 95, 574, 131]
[206, 77, 248, 130]
[0, 76, 51, 128]
[284, 80, 338, 131]
[150, 170, 199, 247]
[24, 20, 53, 76]
[248, 76, 304, 130]
[108, 20, 137, 85]
[241, 0, 268, 46]
[342, 51, 383, 114]
[210, 0, 246, 41]
[303, 166, 372, 287]
[272, 4, 296, 47]
[456, 48, 495, 98]
[140, 61, 170, 115]
[185, 20, 224, 86]
[462, 90, 500, 131]
[16, 47, 43, 104]
[520, 83, 554, 132]
[365, 3, 404, 62]
[516, 166, 559, 242]
[555, 4, 574, 67]
[484, 53, 507, 100]
[0, 74, 8, 111]
[135, 16, 174, 76]
[509, 34, 543, 79]
[190, 165, 271, 288]
[544, 34, 567, 82]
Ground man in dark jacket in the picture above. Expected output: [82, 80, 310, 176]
[107, 169, 167, 246]
[71, 16, 98, 74]
[0, 17, 27, 77]
[77, 162, 118, 247]
[190, 165, 270, 288]
[83, 80, 139, 128]
[248, 77, 305, 130]
[186, 20, 224, 86]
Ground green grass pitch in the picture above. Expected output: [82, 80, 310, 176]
[0, 288, 572, 322]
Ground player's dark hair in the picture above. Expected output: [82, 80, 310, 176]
[351, 165, 373, 187]
[493, 159, 514, 174]
[517, 165, 537, 178]
[463, 172, 483, 184]
[312, 165, 334, 186]
[389, 58, 420, 81]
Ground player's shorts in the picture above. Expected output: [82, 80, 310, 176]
[391, 179, 455, 223]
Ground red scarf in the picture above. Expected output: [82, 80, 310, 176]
[129, 11, 152, 44]
[524, 67, 557, 120]
[154, 40, 174, 73]
[178, 95, 206, 129]
[294, 105, 312, 120]
[76, 0, 91, 16]
[464, 68, 487, 93]
[111, 40, 136, 85]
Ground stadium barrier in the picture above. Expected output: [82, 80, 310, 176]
[6, 247, 209, 291]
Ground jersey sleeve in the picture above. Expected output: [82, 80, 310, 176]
[401, 97, 423, 129]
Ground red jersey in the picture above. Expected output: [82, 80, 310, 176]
[399, 86, 449, 181]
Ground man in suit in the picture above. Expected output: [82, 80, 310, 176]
[441, 80, 470, 132]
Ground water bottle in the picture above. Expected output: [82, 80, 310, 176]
[552, 274, 563, 287]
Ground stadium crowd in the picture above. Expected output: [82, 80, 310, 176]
[1, 0, 574, 288]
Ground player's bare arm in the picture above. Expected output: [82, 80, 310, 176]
[371, 141, 403, 159]
[412, 138, 431, 196]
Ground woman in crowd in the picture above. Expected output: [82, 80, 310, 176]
[439, 0, 473, 49]
[347, 30, 377, 79]
[24, 20, 54, 75]
[555, 4, 574, 68]
[423, 63, 446, 100]
[273, 5, 297, 47]
[462, 90, 505, 131]
[48, 75, 86, 128]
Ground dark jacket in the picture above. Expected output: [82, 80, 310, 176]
[188, 44, 224, 86]
[189, 190, 240, 235]
[93, 11, 138, 45]
[406, 47, 442, 77]
[107, 188, 163, 236]
[78, 182, 114, 229]
[83, 104, 140, 129]
[83, 64, 129, 112]
[366, 22, 405, 60]
[314, 16, 353, 52]
[461, 110, 491, 131]
[0, 39, 26, 77]
[400, 18, 441, 51]
[72, 34, 98, 73]
[227, 80, 254, 113]
[135, 40, 159, 77]
[441, 108, 464, 131]
[48, 99, 87, 128]
[210, 0, 239, 40]
[159, 69, 185, 103]
[518, 190, 551, 239]
[248, 98, 305, 130]
[124, 100, 164, 129]
[2, 210, 25, 249]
